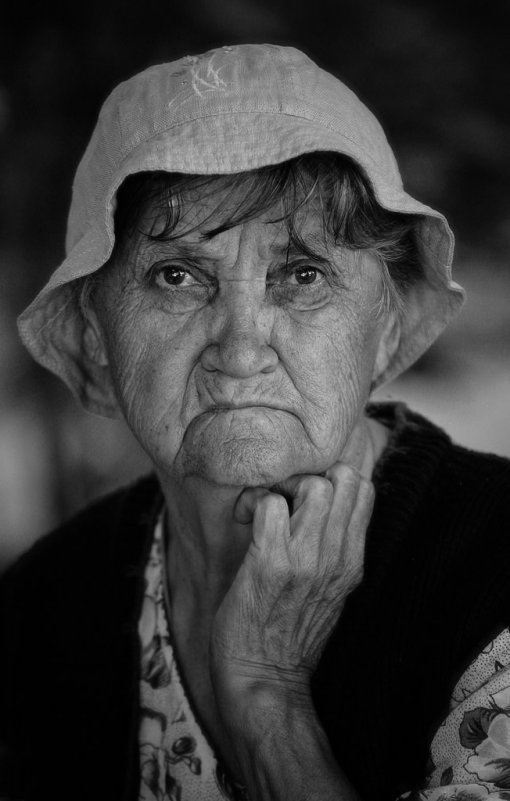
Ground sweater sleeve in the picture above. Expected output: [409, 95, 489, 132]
[398, 628, 510, 801]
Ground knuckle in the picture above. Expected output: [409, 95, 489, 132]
[270, 559, 294, 582]
[338, 556, 364, 587]
[326, 465, 375, 503]
[326, 462, 361, 485]
[299, 558, 320, 582]
[258, 492, 289, 517]
[297, 475, 334, 502]
[357, 472, 373, 487]
[349, 567, 364, 592]
[342, 465, 363, 484]
[358, 477, 376, 503]
[353, 561, 365, 583]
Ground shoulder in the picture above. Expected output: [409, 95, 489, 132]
[0, 472, 162, 622]
[367, 402, 510, 611]
[6, 471, 159, 562]
[0, 474, 161, 795]
[371, 401, 510, 516]
[424, 430, 510, 527]
[376, 403, 510, 649]
[0, 471, 162, 701]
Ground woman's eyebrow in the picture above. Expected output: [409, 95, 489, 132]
[145, 232, 333, 264]
[148, 239, 219, 261]
[269, 237, 331, 263]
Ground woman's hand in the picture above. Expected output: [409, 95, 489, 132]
[210, 462, 375, 706]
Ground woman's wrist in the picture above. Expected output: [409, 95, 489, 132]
[215, 671, 315, 733]
[211, 658, 315, 732]
[215, 681, 356, 801]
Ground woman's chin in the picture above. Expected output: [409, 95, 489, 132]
[178, 437, 302, 488]
[173, 410, 312, 487]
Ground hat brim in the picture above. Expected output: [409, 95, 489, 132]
[17, 115, 465, 411]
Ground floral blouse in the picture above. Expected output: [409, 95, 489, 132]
[138, 515, 510, 801]
[138, 515, 247, 801]
[401, 630, 510, 801]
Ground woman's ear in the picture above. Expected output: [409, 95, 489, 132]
[372, 308, 401, 386]
[79, 306, 122, 419]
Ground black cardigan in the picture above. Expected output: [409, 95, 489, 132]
[2, 404, 510, 801]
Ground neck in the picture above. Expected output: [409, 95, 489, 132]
[159, 476, 253, 620]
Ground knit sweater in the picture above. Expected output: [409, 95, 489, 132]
[1, 403, 510, 801]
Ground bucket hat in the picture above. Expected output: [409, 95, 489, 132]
[17, 43, 465, 410]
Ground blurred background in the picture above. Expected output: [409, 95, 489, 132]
[1, 0, 509, 571]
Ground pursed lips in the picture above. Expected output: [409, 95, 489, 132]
[194, 403, 300, 425]
[208, 403, 282, 411]
[204, 403, 298, 418]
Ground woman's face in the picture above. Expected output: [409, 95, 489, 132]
[90, 187, 397, 488]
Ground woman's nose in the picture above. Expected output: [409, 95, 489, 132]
[200, 294, 278, 377]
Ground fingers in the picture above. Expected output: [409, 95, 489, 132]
[345, 477, 375, 580]
[234, 487, 274, 524]
[234, 487, 290, 530]
[235, 463, 374, 558]
[322, 463, 374, 583]
[273, 467, 368, 544]
[324, 462, 374, 529]
[272, 473, 334, 515]
[237, 463, 372, 524]
[272, 475, 334, 545]
[273, 465, 373, 590]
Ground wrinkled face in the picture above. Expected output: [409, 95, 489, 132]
[89, 188, 397, 488]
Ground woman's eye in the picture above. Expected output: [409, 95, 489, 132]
[291, 266, 321, 285]
[284, 264, 327, 288]
[154, 265, 193, 287]
[147, 262, 212, 312]
[268, 262, 335, 309]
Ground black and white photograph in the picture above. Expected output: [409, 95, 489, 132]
[1, 3, 510, 799]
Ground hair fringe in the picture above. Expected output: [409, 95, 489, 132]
[76, 153, 424, 318]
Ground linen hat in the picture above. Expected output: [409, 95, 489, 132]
[17, 43, 465, 410]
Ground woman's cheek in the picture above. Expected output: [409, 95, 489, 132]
[103, 292, 179, 393]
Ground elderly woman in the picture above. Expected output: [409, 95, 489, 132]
[2, 44, 510, 801]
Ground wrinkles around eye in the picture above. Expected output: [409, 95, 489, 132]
[147, 261, 346, 291]
[136, 259, 350, 316]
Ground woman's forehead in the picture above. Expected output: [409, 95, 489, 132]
[135, 181, 331, 253]
[120, 197, 374, 288]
